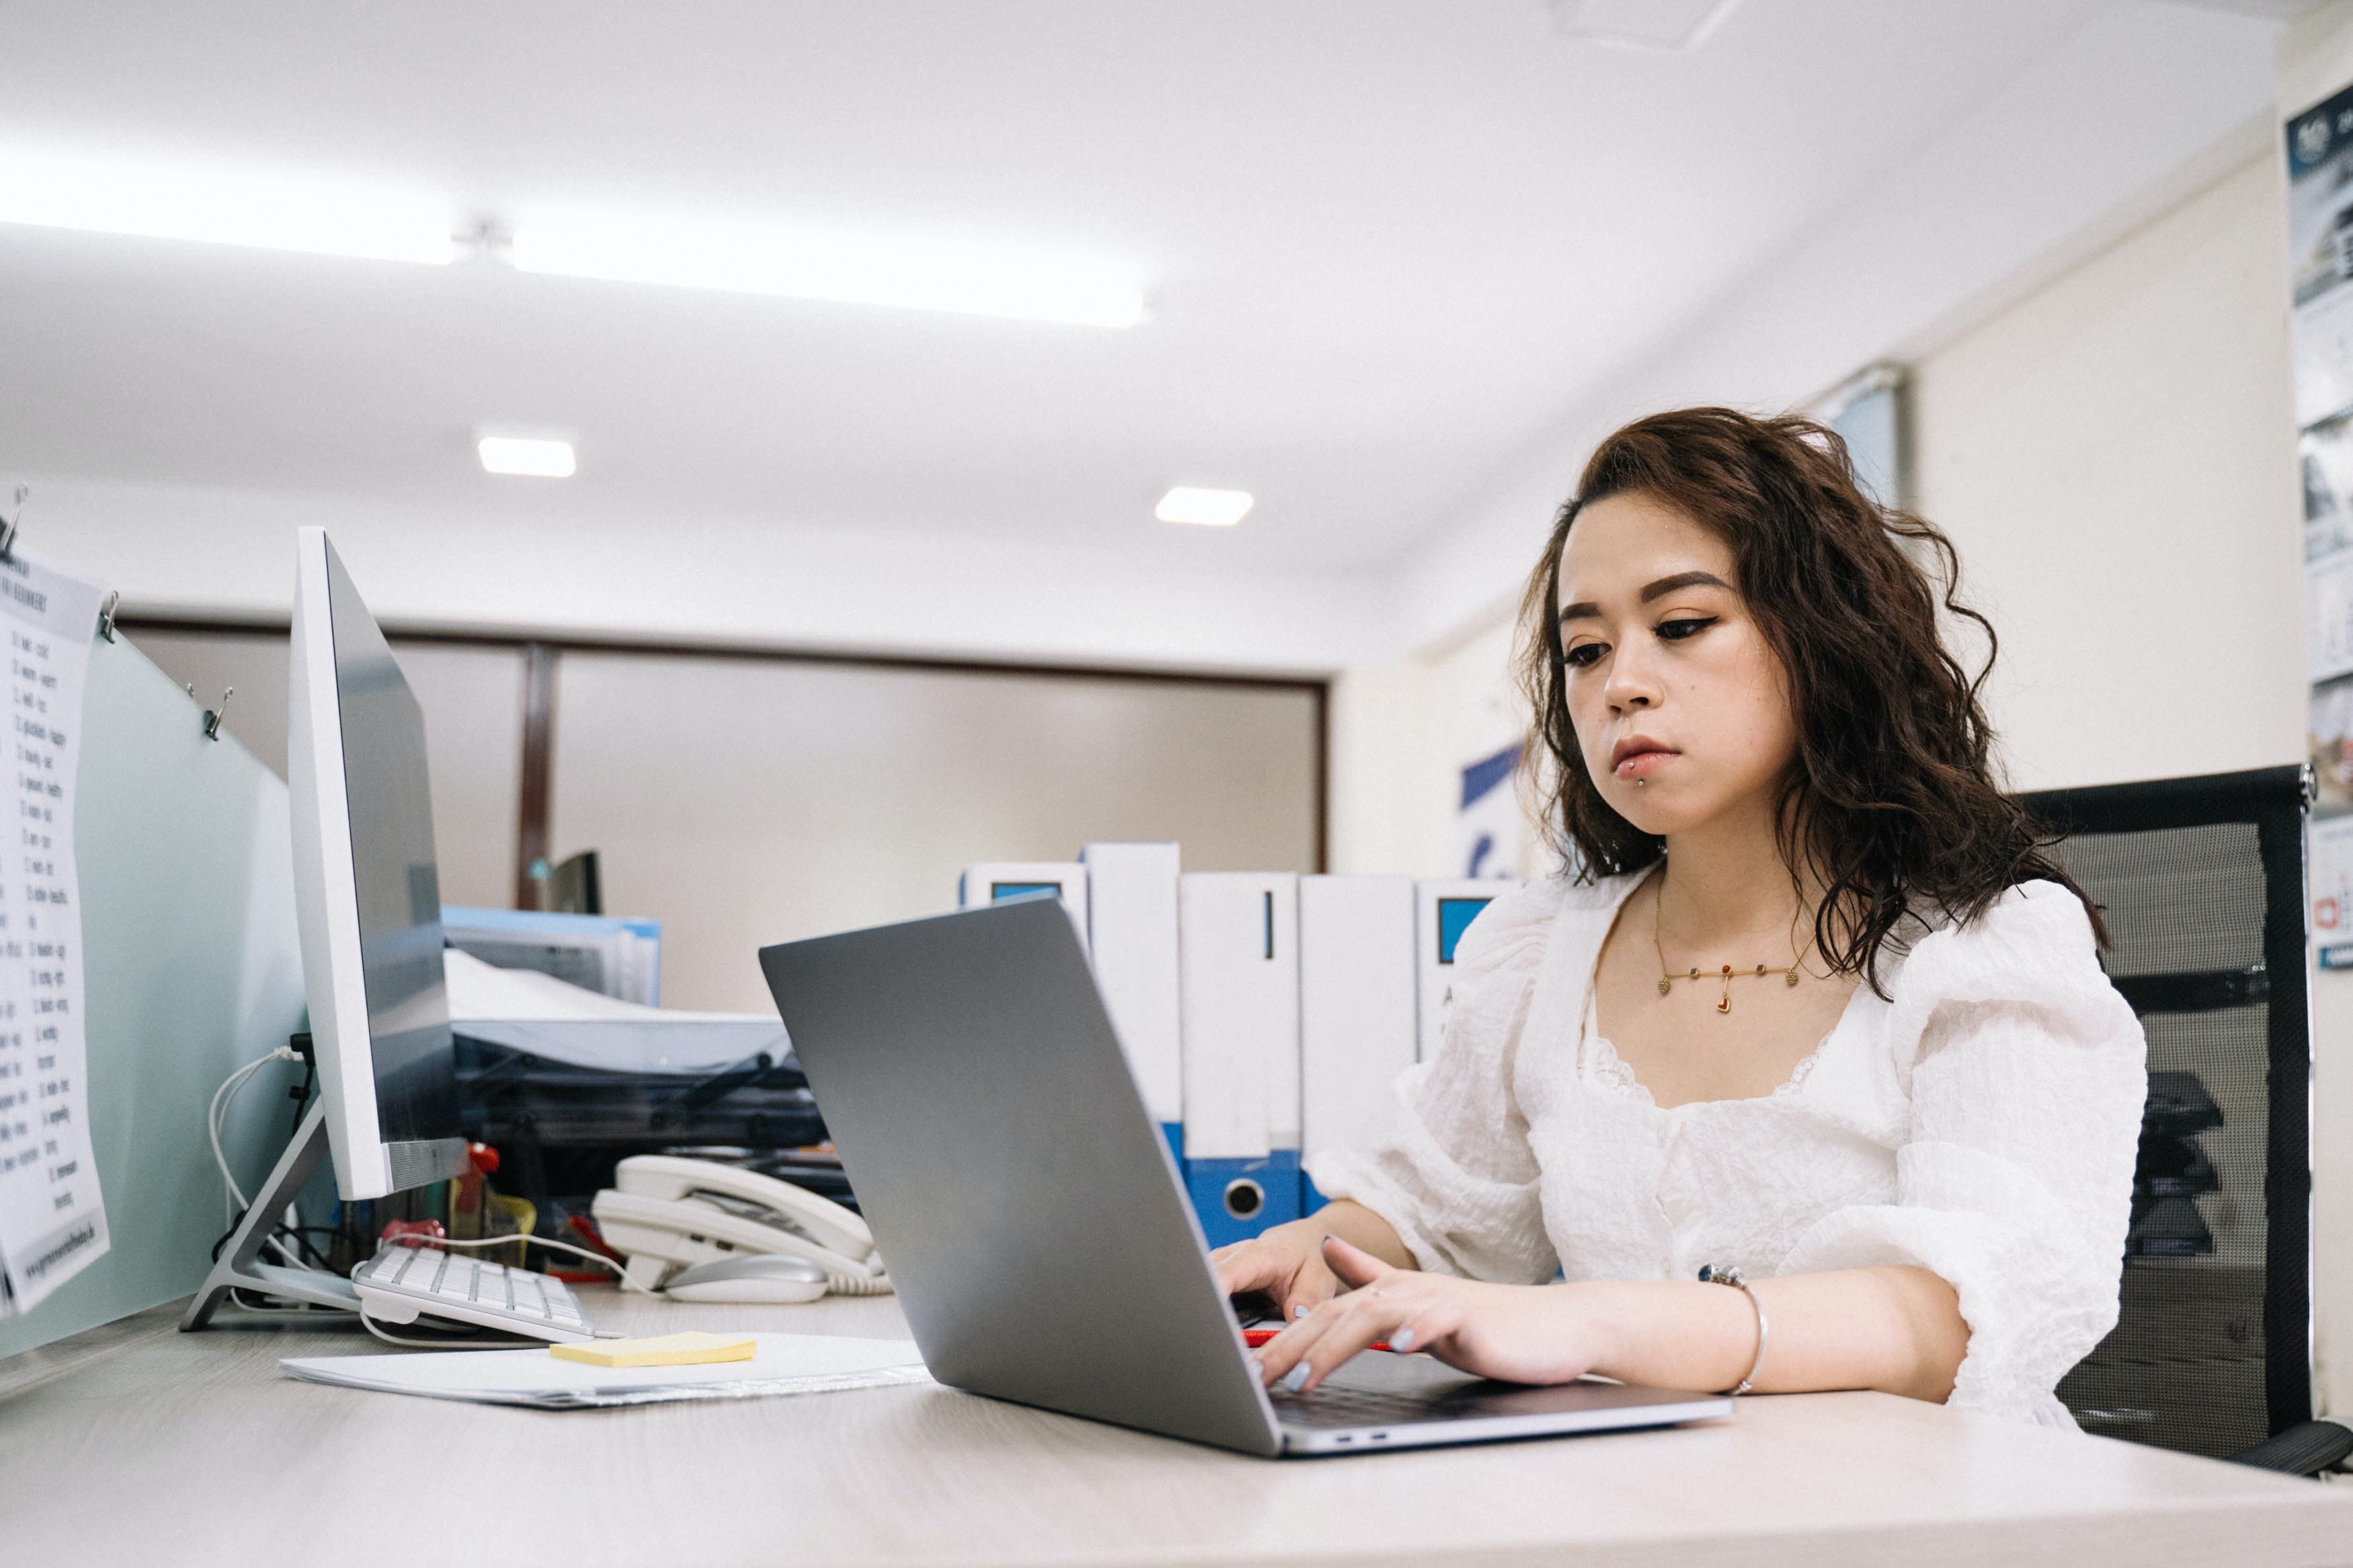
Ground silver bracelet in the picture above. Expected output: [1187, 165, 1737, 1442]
[1698, 1263, 1767, 1397]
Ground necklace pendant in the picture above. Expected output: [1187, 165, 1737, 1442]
[1785, 969, 1800, 988]
[1657, 977, 1671, 997]
[1716, 993, 1731, 1014]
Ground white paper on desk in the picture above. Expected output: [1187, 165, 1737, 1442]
[0, 552, 108, 1316]
[280, 1333, 930, 1409]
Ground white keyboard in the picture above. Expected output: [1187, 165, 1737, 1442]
[351, 1246, 597, 1344]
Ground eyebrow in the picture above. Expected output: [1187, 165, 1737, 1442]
[1556, 570, 1733, 625]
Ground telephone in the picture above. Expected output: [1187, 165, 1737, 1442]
[591, 1155, 893, 1297]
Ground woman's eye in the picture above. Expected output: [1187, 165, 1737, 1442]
[1563, 642, 1606, 669]
[1656, 616, 1718, 642]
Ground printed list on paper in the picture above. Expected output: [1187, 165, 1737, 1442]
[0, 551, 108, 1317]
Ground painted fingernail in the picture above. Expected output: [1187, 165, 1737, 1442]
[1320, 1234, 1337, 1247]
[1391, 1327, 1417, 1352]
[1292, 1303, 1308, 1319]
[1280, 1362, 1312, 1394]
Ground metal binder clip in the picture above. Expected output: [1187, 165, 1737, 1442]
[95, 590, 120, 643]
[0, 485, 24, 564]
[202, 687, 234, 741]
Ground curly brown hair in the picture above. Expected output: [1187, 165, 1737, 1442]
[1515, 405, 2100, 990]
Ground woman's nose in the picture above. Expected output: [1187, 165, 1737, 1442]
[1604, 647, 1659, 712]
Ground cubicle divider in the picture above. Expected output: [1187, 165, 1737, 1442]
[0, 626, 307, 1358]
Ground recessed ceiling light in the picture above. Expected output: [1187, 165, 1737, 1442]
[0, 147, 456, 265]
[509, 209, 1148, 329]
[477, 436, 576, 478]
[1155, 487, 1253, 527]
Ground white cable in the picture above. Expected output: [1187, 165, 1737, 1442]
[376, 1235, 895, 1297]
[358, 1313, 521, 1351]
[207, 1046, 305, 1267]
[226, 1290, 345, 1316]
[208, 1046, 301, 1211]
[206, 1058, 272, 1212]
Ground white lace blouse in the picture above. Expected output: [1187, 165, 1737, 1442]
[1307, 871, 2147, 1428]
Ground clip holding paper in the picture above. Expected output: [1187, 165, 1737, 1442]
[96, 590, 120, 643]
[0, 485, 24, 565]
[202, 686, 234, 741]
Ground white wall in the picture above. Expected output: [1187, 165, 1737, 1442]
[42, 472, 1386, 678]
[1323, 0, 2288, 886]
[1329, 613, 1538, 880]
[1384, 1, 2282, 658]
[1906, 148, 2304, 792]
[548, 651, 1321, 1012]
[1337, 125, 2308, 871]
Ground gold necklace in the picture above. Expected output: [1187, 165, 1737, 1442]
[1652, 884, 1814, 1014]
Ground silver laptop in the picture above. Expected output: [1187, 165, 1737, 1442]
[758, 897, 1730, 1457]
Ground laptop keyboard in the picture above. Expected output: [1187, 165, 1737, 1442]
[1275, 1383, 1523, 1429]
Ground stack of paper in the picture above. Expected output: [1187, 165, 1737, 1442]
[281, 1333, 930, 1410]
[442, 948, 788, 1073]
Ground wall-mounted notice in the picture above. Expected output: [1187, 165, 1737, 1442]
[2288, 89, 2353, 933]
[2288, 89, 2353, 429]
[0, 551, 108, 1316]
[2315, 815, 2353, 970]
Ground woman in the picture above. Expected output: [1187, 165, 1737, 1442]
[1218, 407, 2145, 1428]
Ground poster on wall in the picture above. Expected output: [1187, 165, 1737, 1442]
[1454, 741, 1523, 880]
[1816, 364, 1907, 508]
[2303, 415, 2353, 685]
[2284, 89, 2353, 944]
[2314, 815, 2353, 969]
[2287, 86, 2353, 429]
[2311, 676, 2353, 818]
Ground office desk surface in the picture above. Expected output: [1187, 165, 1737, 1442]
[5, 1287, 2350, 1568]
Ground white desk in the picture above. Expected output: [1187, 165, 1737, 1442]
[5, 1287, 2350, 1567]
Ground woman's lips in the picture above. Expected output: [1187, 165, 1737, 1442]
[1613, 747, 1676, 782]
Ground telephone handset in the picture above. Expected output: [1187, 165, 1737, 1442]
[591, 1155, 893, 1297]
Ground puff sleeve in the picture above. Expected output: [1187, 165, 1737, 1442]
[1304, 879, 1569, 1285]
[1776, 881, 2146, 1428]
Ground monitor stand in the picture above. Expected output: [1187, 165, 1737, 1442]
[181, 1098, 360, 1330]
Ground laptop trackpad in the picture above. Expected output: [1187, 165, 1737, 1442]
[1302, 1349, 1708, 1421]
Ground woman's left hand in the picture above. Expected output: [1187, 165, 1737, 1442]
[1250, 1235, 1615, 1393]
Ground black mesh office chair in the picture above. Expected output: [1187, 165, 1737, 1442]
[2026, 765, 2349, 1474]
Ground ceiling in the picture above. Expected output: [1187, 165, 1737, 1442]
[0, 1, 2182, 577]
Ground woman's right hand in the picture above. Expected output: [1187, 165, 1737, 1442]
[1211, 1220, 1343, 1321]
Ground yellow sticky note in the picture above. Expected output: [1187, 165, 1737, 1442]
[551, 1331, 757, 1368]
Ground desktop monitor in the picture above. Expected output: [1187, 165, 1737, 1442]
[288, 526, 469, 1200]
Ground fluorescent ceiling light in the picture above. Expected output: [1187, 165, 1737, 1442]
[1548, 0, 1746, 50]
[510, 210, 1148, 328]
[0, 148, 1147, 329]
[0, 148, 455, 265]
[477, 436, 576, 478]
[1155, 487, 1253, 527]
